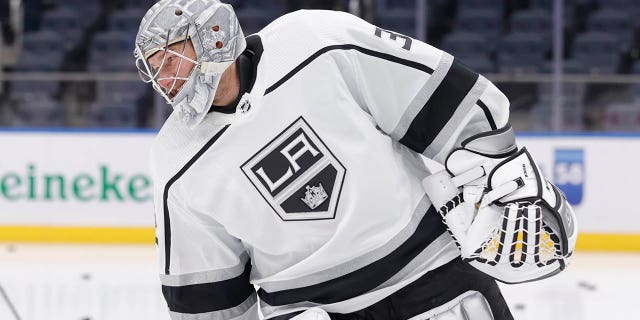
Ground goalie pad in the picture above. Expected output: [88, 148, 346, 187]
[423, 125, 578, 284]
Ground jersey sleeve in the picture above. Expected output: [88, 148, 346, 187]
[327, 12, 511, 163]
[156, 190, 258, 320]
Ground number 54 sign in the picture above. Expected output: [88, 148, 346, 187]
[554, 149, 584, 206]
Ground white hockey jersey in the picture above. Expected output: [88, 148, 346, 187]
[150, 10, 511, 320]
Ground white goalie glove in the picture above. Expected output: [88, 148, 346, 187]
[422, 125, 578, 283]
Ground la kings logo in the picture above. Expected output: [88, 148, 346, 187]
[241, 117, 346, 221]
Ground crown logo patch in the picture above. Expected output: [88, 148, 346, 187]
[301, 183, 328, 209]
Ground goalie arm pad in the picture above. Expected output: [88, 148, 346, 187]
[423, 125, 578, 284]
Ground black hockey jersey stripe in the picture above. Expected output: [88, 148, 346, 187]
[257, 206, 446, 306]
[271, 259, 513, 320]
[162, 261, 253, 313]
[477, 99, 498, 131]
[264, 44, 434, 96]
[398, 59, 479, 153]
[162, 125, 230, 275]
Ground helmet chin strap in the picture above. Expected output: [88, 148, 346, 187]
[173, 70, 222, 127]
[201, 61, 234, 79]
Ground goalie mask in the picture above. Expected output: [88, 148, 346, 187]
[134, 0, 246, 127]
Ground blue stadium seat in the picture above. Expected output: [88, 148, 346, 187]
[41, 7, 83, 51]
[526, 0, 575, 28]
[497, 33, 547, 73]
[109, 9, 146, 33]
[572, 31, 620, 73]
[529, 0, 553, 10]
[597, 0, 638, 10]
[15, 31, 65, 72]
[89, 31, 135, 69]
[125, 0, 158, 9]
[90, 101, 140, 128]
[633, 60, 640, 74]
[441, 32, 490, 56]
[542, 59, 588, 74]
[455, 9, 502, 45]
[510, 9, 551, 38]
[10, 75, 61, 98]
[52, 0, 99, 24]
[0, 28, 3, 68]
[441, 32, 495, 73]
[236, 8, 278, 35]
[224, 0, 242, 8]
[20, 30, 63, 56]
[587, 9, 634, 51]
[598, 0, 640, 27]
[379, 0, 416, 10]
[377, 8, 415, 38]
[12, 96, 64, 127]
[12, 36, 63, 96]
[21, 52, 63, 71]
[89, 53, 135, 72]
[243, 0, 286, 13]
[97, 80, 149, 103]
[457, 0, 502, 14]
[459, 57, 496, 74]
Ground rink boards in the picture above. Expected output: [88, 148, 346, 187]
[0, 130, 638, 251]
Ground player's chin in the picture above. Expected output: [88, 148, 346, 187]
[167, 86, 184, 99]
[170, 82, 187, 98]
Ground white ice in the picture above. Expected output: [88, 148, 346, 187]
[0, 244, 636, 320]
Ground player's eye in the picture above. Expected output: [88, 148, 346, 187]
[168, 55, 176, 64]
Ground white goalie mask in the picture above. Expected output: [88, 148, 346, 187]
[134, 0, 246, 127]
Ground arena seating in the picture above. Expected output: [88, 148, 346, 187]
[587, 9, 633, 51]
[510, 9, 552, 38]
[89, 100, 140, 128]
[2, 0, 639, 129]
[109, 9, 147, 33]
[441, 32, 495, 73]
[41, 7, 84, 52]
[455, 9, 502, 46]
[498, 33, 548, 73]
[12, 95, 64, 127]
[572, 31, 620, 74]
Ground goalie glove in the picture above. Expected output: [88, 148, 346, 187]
[422, 125, 578, 284]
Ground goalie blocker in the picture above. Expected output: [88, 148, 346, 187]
[422, 125, 578, 284]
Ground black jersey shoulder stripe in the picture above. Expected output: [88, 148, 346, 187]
[162, 261, 253, 313]
[399, 58, 479, 153]
[162, 125, 230, 275]
[477, 99, 498, 131]
[333, 258, 512, 320]
[264, 44, 434, 96]
[257, 206, 446, 306]
[273, 259, 513, 320]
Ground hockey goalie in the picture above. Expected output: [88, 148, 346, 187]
[133, 0, 578, 319]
